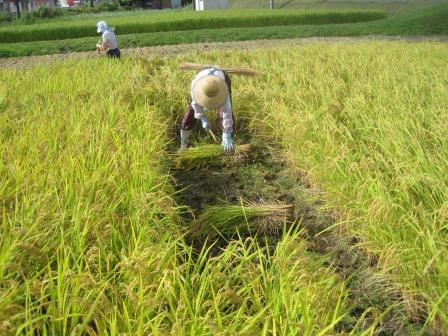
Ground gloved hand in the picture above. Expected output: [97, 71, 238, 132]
[222, 133, 234, 151]
[200, 116, 209, 130]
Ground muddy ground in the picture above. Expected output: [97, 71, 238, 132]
[171, 117, 425, 335]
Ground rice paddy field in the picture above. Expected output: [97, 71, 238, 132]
[1, 41, 448, 335]
[230, 0, 448, 13]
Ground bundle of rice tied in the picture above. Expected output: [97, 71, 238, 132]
[191, 203, 294, 237]
[174, 144, 252, 169]
[179, 62, 259, 77]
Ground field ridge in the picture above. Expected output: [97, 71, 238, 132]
[1, 36, 447, 68]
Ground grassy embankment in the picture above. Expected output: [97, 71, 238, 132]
[0, 9, 385, 43]
[1, 4, 447, 57]
[1, 41, 447, 334]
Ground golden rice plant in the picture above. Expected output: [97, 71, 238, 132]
[3, 41, 448, 334]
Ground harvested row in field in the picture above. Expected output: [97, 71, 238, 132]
[171, 129, 418, 334]
[164, 41, 448, 332]
[1, 40, 447, 334]
[0, 57, 357, 335]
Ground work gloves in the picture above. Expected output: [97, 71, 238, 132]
[200, 116, 209, 130]
[198, 117, 233, 151]
[222, 133, 234, 152]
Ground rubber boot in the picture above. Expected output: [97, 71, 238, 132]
[180, 129, 192, 151]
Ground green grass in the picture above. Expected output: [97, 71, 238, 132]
[230, 0, 448, 13]
[0, 4, 446, 58]
[0, 8, 386, 43]
[0, 8, 151, 27]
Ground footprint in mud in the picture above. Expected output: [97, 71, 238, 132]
[173, 141, 298, 233]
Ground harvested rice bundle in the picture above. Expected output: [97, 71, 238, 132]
[174, 143, 252, 168]
[192, 203, 294, 237]
[179, 62, 259, 77]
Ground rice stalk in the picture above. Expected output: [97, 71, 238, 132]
[3, 41, 448, 333]
[191, 203, 294, 237]
[174, 143, 252, 169]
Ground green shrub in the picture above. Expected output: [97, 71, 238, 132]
[117, 0, 134, 9]
[66, 2, 121, 15]
[21, 12, 39, 24]
[96, 0, 120, 12]
[67, 5, 97, 14]
[19, 6, 63, 24]
[33, 6, 63, 18]
[0, 11, 14, 23]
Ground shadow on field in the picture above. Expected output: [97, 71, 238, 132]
[170, 114, 425, 334]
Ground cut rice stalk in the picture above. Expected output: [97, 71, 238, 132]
[191, 203, 294, 237]
[174, 143, 252, 168]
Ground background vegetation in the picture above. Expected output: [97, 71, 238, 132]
[1, 4, 448, 57]
[0, 9, 386, 43]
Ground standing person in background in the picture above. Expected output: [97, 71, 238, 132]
[180, 67, 234, 152]
[96, 21, 120, 58]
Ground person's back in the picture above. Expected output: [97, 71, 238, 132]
[102, 30, 118, 50]
[96, 21, 121, 58]
[180, 67, 234, 151]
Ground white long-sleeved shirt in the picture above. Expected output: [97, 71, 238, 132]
[102, 30, 118, 50]
[190, 68, 233, 134]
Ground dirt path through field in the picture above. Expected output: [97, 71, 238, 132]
[1, 35, 446, 69]
[171, 116, 422, 333]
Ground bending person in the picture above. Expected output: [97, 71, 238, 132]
[96, 21, 120, 58]
[180, 67, 234, 151]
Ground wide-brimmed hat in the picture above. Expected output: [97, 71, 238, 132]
[192, 75, 228, 109]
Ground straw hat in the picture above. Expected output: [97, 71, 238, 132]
[192, 75, 228, 109]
